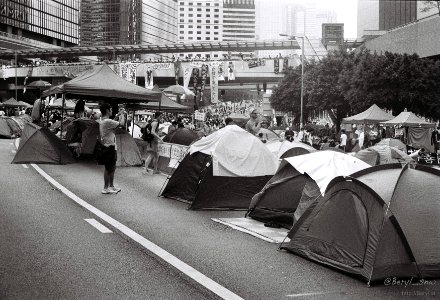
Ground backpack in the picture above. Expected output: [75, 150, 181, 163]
[142, 122, 154, 143]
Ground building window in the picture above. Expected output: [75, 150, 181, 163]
[197, 14, 201, 17]
[189, 14, 193, 17]
[206, 31, 210, 34]
[189, 8, 193, 11]
[206, 14, 210, 17]
[214, 26, 219, 29]
[214, 54, 218, 57]
[214, 20, 218, 23]
[180, 13, 184, 17]
[197, 3, 202, 5]
[189, 2, 193, 5]
[189, 37, 193, 40]
[214, 32, 218, 35]
[214, 9, 219, 12]
[180, 8, 184, 11]
[206, 20, 210, 23]
[197, 20, 201, 23]
[214, 37, 218, 40]
[197, 25, 201, 28]
[206, 3, 210, 6]
[180, 37, 184, 39]
[214, 15, 218, 18]
[206, 37, 210, 40]
[180, 31, 184, 34]
[180, 19, 184, 22]
[206, 26, 210, 29]
[206, 9, 210, 12]
[197, 8, 202, 11]
[197, 31, 201, 34]
[189, 31, 193, 34]
[189, 19, 193, 22]
[215, 3, 219, 6]
[180, 2, 184, 4]
[197, 37, 201, 40]
[180, 25, 184, 28]
[189, 25, 193, 28]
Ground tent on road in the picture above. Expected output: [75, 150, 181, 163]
[12, 123, 75, 164]
[354, 145, 413, 166]
[160, 125, 279, 210]
[247, 151, 370, 229]
[281, 163, 440, 283]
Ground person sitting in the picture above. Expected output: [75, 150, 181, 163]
[284, 127, 294, 142]
[245, 108, 261, 135]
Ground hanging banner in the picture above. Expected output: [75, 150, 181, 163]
[200, 64, 208, 92]
[227, 61, 235, 81]
[183, 66, 193, 89]
[282, 58, 289, 73]
[145, 67, 154, 89]
[248, 59, 266, 68]
[274, 59, 280, 74]
[158, 143, 172, 158]
[174, 61, 181, 85]
[218, 62, 225, 81]
[192, 68, 199, 93]
[148, 62, 173, 70]
[209, 64, 219, 104]
[23, 65, 34, 94]
[119, 62, 138, 83]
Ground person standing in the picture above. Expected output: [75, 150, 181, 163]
[245, 108, 261, 135]
[143, 111, 163, 175]
[99, 103, 125, 194]
[339, 128, 347, 152]
[431, 126, 440, 154]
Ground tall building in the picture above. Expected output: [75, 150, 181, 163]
[223, 0, 256, 42]
[177, 0, 223, 59]
[357, 0, 417, 39]
[80, 0, 177, 60]
[80, 0, 142, 46]
[0, 0, 80, 49]
[256, 0, 335, 57]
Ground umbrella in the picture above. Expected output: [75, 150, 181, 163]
[26, 80, 52, 89]
[16, 101, 32, 108]
[163, 85, 195, 96]
[1, 98, 21, 107]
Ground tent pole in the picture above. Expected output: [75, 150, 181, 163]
[60, 93, 65, 140]
[131, 108, 135, 137]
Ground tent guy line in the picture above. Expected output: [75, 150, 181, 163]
[24, 162, 244, 300]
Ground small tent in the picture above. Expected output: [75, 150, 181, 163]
[0, 117, 14, 138]
[376, 138, 407, 152]
[114, 128, 143, 167]
[247, 150, 370, 228]
[354, 145, 413, 166]
[163, 128, 199, 146]
[281, 163, 440, 283]
[160, 125, 279, 210]
[12, 123, 75, 164]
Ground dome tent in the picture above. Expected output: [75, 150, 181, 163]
[247, 151, 370, 229]
[160, 125, 279, 210]
[281, 163, 440, 283]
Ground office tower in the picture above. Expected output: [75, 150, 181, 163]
[223, 0, 255, 42]
[177, 0, 223, 59]
[357, 0, 417, 39]
[0, 0, 80, 49]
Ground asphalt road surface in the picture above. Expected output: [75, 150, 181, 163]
[0, 138, 438, 299]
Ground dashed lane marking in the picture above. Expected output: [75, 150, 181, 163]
[11, 150, 16, 153]
[30, 163, 244, 300]
[84, 218, 113, 233]
[22, 164, 28, 169]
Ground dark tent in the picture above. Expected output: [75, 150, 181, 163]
[246, 162, 322, 229]
[114, 128, 143, 167]
[160, 125, 279, 210]
[12, 123, 75, 164]
[246, 151, 370, 229]
[281, 163, 440, 283]
[163, 128, 199, 146]
[143, 85, 192, 112]
[0, 117, 14, 138]
[376, 138, 407, 152]
[65, 118, 100, 157]
[342, 104, 394, 125]
[42, 64, 161, 102]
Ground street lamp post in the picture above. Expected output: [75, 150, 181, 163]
[280, 34, 305, 129]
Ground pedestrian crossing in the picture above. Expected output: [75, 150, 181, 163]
[212, 217, 290, 244]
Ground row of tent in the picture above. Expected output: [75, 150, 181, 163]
[0, 115, 32, 138]
[159, 125, 440, 283]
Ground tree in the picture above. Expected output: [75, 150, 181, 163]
[304, 50, 353, 130]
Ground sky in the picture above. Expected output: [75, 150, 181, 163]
[259, 0, 358, 39]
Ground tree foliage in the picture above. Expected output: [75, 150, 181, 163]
[270, 47, 440, 126]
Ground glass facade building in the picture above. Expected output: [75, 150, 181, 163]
[0, 0, 80, 46]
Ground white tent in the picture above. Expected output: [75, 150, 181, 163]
[190, 125, 279, 177]
[283, 150, 371, 194]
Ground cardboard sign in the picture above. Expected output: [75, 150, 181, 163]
[170, 144, 190, 161]
[194, 111, 206, 121]
[158, 143, 172, 158]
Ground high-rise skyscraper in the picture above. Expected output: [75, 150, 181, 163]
[223, 0, 256, 42]
[0, 0, 80, 48]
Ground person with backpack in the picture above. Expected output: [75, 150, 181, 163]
[142, 111, 163, 175]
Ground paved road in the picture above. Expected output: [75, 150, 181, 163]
[1, 138, 438, 299]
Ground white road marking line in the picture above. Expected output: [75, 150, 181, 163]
[286, 291, 345, 298]
[15, 138, 19, 149]
[22, 164, 28, 168]
[11, 150, 16, 153]
[9, 143, 13, 145]
[30, 164, 244, 300]
[84, 218, 113, 233]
